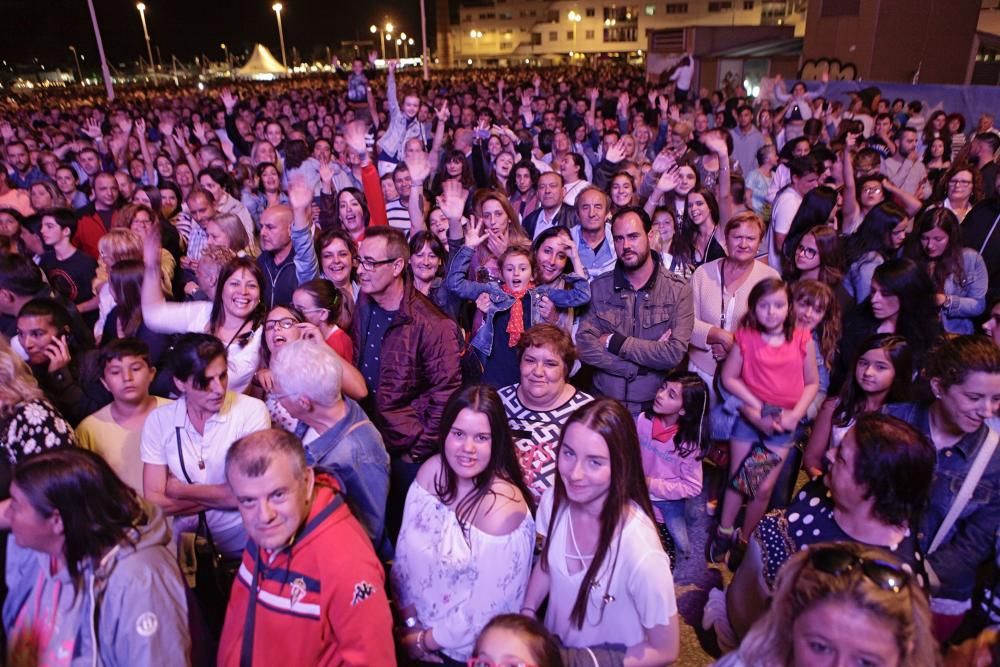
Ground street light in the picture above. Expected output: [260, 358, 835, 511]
[568, 10, 581, 63]
[135, 2, 154, 73]
[220, 43, 229, 71]
[272, 3, 288, 69]
[68, 45, 84, 84]
[406, 37, 414, 58]
[469, 29, 483, 67]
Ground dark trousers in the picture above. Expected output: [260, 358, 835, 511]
[386, 455, 422, 546]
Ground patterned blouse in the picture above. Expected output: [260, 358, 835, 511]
[391, 482, 535, 662]
[1, 399, 76, 463]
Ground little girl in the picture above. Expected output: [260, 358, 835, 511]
[803, 333, 912, 475]
[791, 279, 839, 420]
[709, 278, 819, 566]
[446, 218, 590, 387]
[637, 370, 709, 558]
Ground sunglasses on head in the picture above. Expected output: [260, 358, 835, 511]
[808, 545, 910, 593]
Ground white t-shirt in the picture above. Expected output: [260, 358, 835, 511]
[537, 488, 678, 649]
[140, 392, 271, 557]
[767, 187, 803, 270]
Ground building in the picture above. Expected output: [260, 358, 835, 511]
[445, 0, 807, 66]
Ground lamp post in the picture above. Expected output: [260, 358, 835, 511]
[68, 45, 84, 84]
[220, 43, 230, 71]
[469, 30, 483, 67]
[407, 37, 414, 59]
[136, 3, 155, 73]
[272, 3, 288, 69]
[400, 32, 407, 58]
[568, 10, 581, 64]
[370, 25, 385, 61]
[86, 0, 114, 100]
[385, 21, 394, 61]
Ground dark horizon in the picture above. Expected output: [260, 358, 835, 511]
[3, 0, 437, 72]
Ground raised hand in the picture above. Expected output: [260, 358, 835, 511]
[0, 121, 13, 143]
[656, 166, 680, 192]
[532, 74, 541, 90]
[404, 150, 431, 184]
[44, 335, 72, 374]
[116, 114, 134, 137]
[435, 102, 450, 123]
[288, 176, 313, 210]
[367, 51, 378, 65]
[342, 120, 369, 162]
[220, 87, 238, 112]
[588, 87, 600, 102]
[388, 60, 398, 74]
[605, 137, 629, 164]
[134, 117, 147, 141]
[464, 215, 489, 248]
[81, 117, 103, 141]
[703, 133, 728, 156]
[192, 121, 209, 144]
[651, 150, 674, 174]
[318, 160, 336, 185]
[437, 179, 468, 221]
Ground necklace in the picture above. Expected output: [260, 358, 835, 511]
[185, 412, 209, 470]
[566, 508, 595, 563]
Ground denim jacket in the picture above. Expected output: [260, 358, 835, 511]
[940, 247, 988, 334]
[294, 398, 392, 560]
[885, 402, 1000, 604]
[445, 245, 591, 357]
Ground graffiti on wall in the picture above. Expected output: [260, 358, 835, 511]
[799, 58, 859, 81]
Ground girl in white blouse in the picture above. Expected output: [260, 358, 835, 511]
[140, 225, 264, 394]
[522, 398, 681, 666]
[392, 385, 536, 665]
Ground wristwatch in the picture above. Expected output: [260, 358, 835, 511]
[403, 616, 419, 629]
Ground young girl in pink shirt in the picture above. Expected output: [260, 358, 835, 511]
[637, 371, 709, 559]
[709, 278, 819, 567]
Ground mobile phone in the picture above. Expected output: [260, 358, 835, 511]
[761, 403, 783, 419]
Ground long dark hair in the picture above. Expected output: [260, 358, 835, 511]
[109, 259, 145, 337]
[904, 206, 965, 290]
[672, 186, 720, 265]
[434, 385, 535, 532]
[333, 187, 371, 230]
[14, 448, 144, 592]
[833, 334, 912, 427]
[785, 224, 844, 289]
[646, 370, 709, 458]
[845, 202, 907, 264]
[541, 398, 654, 629]
[865, 258, 939, 367]
[294, 278, 343, 326]
[209, 257, 266, 340]
[473, 614, 564, 667]
[508, 159, 540, 198]
[781, 185, 839, 272]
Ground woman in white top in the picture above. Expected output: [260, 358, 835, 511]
[522, 398, 680, 666]
[198, 165, 257, 250]
[140, 226, 264, 394]
[392, 385, 536, 666]
[140, 333, 271, 558]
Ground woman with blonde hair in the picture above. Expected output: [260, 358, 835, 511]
[714, 541, 940, 667]
[0, 336, 76, 475]
[205, 212, 255, 257]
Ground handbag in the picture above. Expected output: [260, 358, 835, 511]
[175, 427, 241, 639]
[730, 443, 782, 499]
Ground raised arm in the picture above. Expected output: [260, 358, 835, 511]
[405, 151, 432, 234]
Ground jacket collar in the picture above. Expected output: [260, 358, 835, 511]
[612, 252, 662, 292]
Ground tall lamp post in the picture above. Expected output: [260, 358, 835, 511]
[272, 3, 288, 69]
[400, 32, 407, 58]
[221, 43, 230, 71]
[68, 45, 84, 84]
[469, 30, 483, 67]
[568, 10, 581, 63]
[136, 3, 155, 73]
[407, 38, 414, 59]
[385, 22, 394, 61]
[370, 25, 385, 61]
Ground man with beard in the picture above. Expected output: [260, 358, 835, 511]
[881, 126, 930, 199]
[577, 207, 694, 415]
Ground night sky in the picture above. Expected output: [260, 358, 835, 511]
[3, 0, 437, 71]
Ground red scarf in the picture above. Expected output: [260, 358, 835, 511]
[502, 283, 533, 347]
[651, 417, 680, 444]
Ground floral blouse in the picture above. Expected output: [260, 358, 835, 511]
[1, 399, 76, 463]
[391, 482, 535, 662]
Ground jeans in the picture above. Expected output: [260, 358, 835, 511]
[652, 498, 691, 556]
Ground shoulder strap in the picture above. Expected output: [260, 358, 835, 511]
[978, 210, 1000, 256]
[928, 428, 1000, 554]
[176, 426, 215, 545]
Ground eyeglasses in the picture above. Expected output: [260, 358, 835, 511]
[358, 256, 398, 271]
[467, 659, 539, 667]
[808, 545, 910, 593]
[861, 186, 883, 195]
[795, 245, 818, 259]
[949, 179, 973, 186]
[264, 317, 298, 332]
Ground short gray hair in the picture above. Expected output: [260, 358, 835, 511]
[270, 339, 343, 407]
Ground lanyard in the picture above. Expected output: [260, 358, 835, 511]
[979, 211, 1000, 256]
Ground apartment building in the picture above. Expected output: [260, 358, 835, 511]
[445, 0, 806, 65]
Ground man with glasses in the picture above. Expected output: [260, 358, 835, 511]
[351, 226, 461, 541]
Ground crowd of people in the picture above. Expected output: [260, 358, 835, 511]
[0, 55, 999, 665]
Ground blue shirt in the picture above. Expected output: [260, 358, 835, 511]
[360, 302, 395, 397]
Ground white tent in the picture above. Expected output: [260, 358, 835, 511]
[236, 44, 287, 79]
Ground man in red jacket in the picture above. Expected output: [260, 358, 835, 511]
[218, 429, 395, 667]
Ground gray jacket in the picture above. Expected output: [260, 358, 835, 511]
[377, 70, 427, 162]
[4, 503, 190, 666]
[577, 255, 694, 414]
